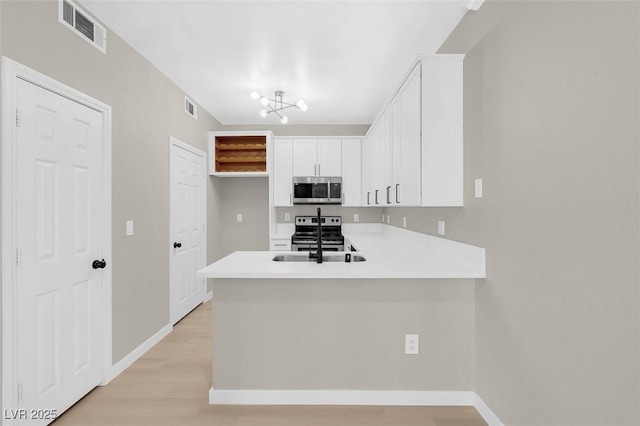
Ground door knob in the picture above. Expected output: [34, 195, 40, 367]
[92, 259, 107, 269]
[173, 242, 182, 248]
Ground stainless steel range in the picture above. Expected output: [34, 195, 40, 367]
[291, 215, 345, 252]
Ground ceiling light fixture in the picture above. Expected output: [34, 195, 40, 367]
[251, 90, 307, 124]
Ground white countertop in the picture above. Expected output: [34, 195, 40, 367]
[197, 223, 485, 279]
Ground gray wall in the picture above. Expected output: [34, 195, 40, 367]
[213, 278, 474, 391]
[383, 2, 639, 424]
[220, 178, 270, 256]
[0, 0, 224, 363]
[276, 206, 384, 224]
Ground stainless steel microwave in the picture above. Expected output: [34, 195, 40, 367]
[292, 176, 342, 205]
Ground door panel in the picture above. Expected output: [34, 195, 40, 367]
[170, 142, 206, 324]
[292, 139, 317, 176]
[16, 78, 104, 424]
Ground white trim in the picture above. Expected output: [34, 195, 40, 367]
[170, 136, 205, 158]
[461, 0, 486, 12]
[168, 137, 207, 325]
[209, 389, 475, 406]
[473, 393, 504, 426]
[2, 57, 113, 423]
[204, 291, 213, 303]
[208, 389, 503, 425]
[108, 324, 172, 381]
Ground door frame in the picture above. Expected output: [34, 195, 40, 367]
[1, 57, 113, 421]
[168, 137, 207, 324]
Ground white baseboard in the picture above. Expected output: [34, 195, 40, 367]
[107, 323, 172, 382]
[204, 291, 213, 303]
[209, 388, 475, 406]
[473, 393, 504, 426]
[209, 388, 502, 425]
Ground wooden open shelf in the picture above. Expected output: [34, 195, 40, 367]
[214, 135, 267, 173]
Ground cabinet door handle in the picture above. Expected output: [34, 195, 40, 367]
[367, 192, 371, 205]
[375, 189, 379, 204]
[396, 184, 400, 204]
[318, 164, 321, 176]
[290, 193, 292, 205]
[386, 186, 391, 204]
[314, 164, 317, 176]
[343, 193, 346, 205]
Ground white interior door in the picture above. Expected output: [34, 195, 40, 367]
[15, 78, 105, 423]
[169, 139, 206, 325]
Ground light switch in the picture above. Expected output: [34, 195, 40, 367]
[284, 213, 291, 221]
[354, 213, 359, 223]
[437, 221, 445, 235]
[475, 178, 483, 198]
[237, 213, 243, 222]
[126, 220, 134, 236]
[403, 217, 407, 228]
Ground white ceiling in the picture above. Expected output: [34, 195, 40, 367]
[82, 0, 469, 126]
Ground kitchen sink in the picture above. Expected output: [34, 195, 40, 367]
[272, 254, 367, 263]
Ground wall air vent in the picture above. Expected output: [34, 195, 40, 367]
[58, 0, 107, 53]
[185, 97, 198, 120]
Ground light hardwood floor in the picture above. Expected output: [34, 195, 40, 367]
[52, 302, 487, 426]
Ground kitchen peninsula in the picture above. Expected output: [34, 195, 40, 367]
[197, 224, 485, 406]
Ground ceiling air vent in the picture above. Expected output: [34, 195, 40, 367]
[185, 97, 198, 120]
[58, 0, 106, 53]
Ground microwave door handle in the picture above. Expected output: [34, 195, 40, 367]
[318, 164, 320, 176]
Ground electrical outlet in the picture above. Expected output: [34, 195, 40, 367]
[237, 213, 243, 222]
[354, 213, 359, 222]
[126, 220, 134, 236]
[284, 213, 291, 221]
[403, 217, 407, 228]
[405, 334, 419, 355]
[386, 215, 390, 224]
[437, 221, 445, 235]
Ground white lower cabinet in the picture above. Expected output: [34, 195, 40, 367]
[270, 238, 291, 251]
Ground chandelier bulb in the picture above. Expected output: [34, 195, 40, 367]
[260, 109, 268, 117]
[260, 96, 269, 106]
[251, 91, 260, 100]
[280, 116, 288, 124]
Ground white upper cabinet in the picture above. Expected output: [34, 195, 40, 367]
[421, 57, 463, 206]
[273, 139, 293, 206]
[341, 139, 362, 207]
[361, 55, 463, 208]
[393, 63, 422, 206]
[317, 139, 342, 176]
[292, 139, 317, 176]
[293, 139, 342, 176]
